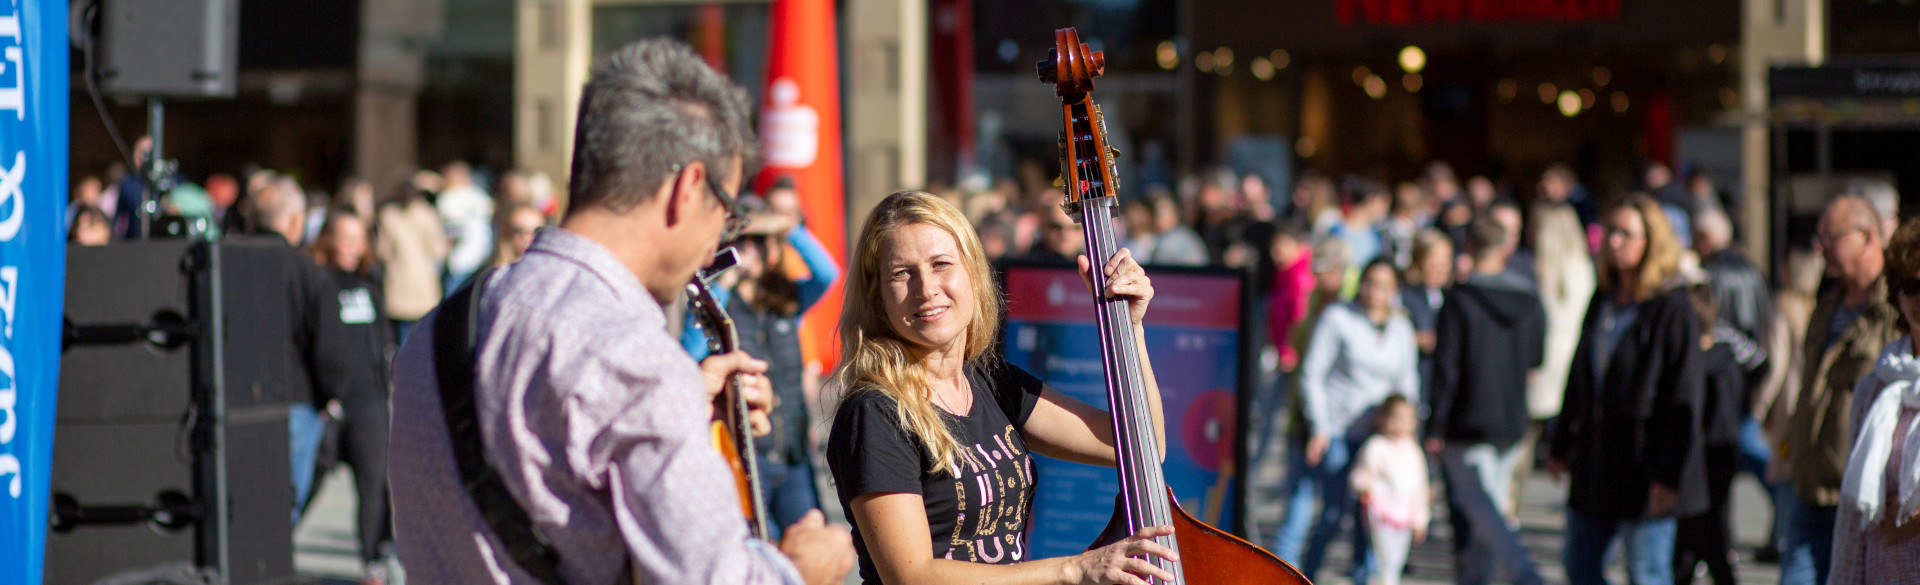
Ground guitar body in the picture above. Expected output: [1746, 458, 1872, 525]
[710, 417, 757, 522]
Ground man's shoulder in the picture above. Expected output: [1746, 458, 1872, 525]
[463, 258, 683, 388]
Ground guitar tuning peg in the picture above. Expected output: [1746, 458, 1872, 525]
[1108, 146, 1122, 159]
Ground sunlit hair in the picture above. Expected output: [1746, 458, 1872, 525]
[1374, 393, 1415, 430]
[832, 190, 1002, 476]
[1599, 195, 1682, 302]
[1532, 199, 1593, 303]
[1404, 229, 1452, 284]
[308, 208, 373, 277]
[1883, 218, 1920, 332]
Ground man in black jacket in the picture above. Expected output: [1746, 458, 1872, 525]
[239, 177, 353, 522]
[1691, 205, 1783, 560]
[1428, 218, 1547, 585]
[1694, 207, 1770, 345]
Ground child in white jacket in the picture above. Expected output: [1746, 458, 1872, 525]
[1352, 395, 1432, 585]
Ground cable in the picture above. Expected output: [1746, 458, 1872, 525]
[76, 1, 144, 187]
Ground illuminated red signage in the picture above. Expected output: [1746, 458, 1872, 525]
[1335, 0, 1623, 25]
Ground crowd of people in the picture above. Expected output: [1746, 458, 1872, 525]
[903, 152, 1917, 585]
[66, 146, 574, 583]
[62, 36, 1920, 585]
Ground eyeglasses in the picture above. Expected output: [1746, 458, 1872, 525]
[1816, 227, 1864, 250]
[1894, 276, 1920, 298]
[1604, 226, 1645, 240]
[676, 163, 747, 242]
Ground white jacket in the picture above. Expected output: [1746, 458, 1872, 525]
[1529, 203, 1595, 420]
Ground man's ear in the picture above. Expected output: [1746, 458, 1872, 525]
[662, 165, 699, 229]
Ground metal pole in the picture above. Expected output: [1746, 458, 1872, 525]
[142, 97, 164, 241]
[1175, 0, 1195, 175]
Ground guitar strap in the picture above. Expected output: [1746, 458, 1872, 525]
[431, 267, 570, 585]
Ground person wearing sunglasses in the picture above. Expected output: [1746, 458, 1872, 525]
[489, 202, 549, 268]
[387, 39, 854, 585]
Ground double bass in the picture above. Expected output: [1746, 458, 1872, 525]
[1038, 27, 1313, 585]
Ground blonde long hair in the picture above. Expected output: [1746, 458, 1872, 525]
[1532, 199, 1593, 303]
[833, 191, 1002, 476]
[1599, 195, 1683, 302]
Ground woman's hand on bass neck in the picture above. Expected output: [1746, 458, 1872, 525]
[1066, 525, 1180, 585]
[1078, 247, 1155, 326]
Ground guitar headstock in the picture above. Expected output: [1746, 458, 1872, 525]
[686, 247, 742, 354]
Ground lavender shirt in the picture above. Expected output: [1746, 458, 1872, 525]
[389, 228, 801, 584]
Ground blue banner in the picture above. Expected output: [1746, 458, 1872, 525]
[1000, 264, 1249, 559]
[0, 0, 67, 582]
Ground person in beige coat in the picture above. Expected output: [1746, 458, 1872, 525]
[376, 179, 449, 343]
[1506, 195, 1595, 520]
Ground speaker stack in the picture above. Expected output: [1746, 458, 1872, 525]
[50, 241, 297, 585]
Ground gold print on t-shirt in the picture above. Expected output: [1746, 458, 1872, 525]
[1004, 467, 1028, 531]
[949, 423, 1034, 565]
[950, 477, 977, 561]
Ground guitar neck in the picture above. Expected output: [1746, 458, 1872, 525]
[687, 260, 773, 542]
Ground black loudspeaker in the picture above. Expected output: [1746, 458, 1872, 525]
[50, 241, 295, 585]
[96, 0, 239, 98]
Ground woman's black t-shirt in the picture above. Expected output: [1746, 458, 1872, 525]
[826, 360, 1046, 584]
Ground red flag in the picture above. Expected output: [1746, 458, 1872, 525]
[760, 0, 845, 371]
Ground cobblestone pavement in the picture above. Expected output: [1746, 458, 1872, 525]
[299, 438, 1788, 585]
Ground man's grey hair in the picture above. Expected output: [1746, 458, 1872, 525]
[248, 176, 306, 229]
[567, 39, 759, 215]
[1847, 179, 1898, 223]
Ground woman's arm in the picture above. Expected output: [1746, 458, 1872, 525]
[1030, 250, 1168, 465]
[1397, 319, 1422, 405]
[1022, 320, 1169, 466]
[1136, 319, 1167, 460]
[1297, 309, 1341, 439]
[850, 493, 1176, 585]
[1023, 388, 1118, 466]
[788, 226, 842, 312]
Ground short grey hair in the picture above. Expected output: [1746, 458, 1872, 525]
[1693, 206, 1732, 251]
[248, 176, 306, 229]
[1847, 179, 1898, 222]
[567, 39, 759, 214]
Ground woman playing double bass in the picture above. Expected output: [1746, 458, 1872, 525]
[825, 191, 1179, 584]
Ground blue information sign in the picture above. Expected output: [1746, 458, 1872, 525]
[0, 0, 68, 582]
[999, 263, 1249, 560]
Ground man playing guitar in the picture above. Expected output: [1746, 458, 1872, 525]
[387, 39, 855, 585]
